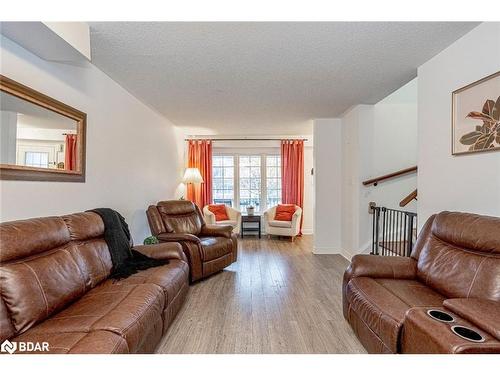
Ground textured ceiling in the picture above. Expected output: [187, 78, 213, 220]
[89, 22, 478, 135]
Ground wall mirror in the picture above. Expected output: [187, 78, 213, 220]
[0, 75, 86, 182]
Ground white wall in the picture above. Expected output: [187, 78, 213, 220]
[418, 23, 500, 228]
[0, 111, 17, 164]
[340, 105, 373, 256]
[17, 127, 72, 141]
[43, 22, 91, 60]
[313, 119, 342, 253]
[368, 79, 418, 212]
[315, 79, 418, 258]
[0, 36, 183, 242]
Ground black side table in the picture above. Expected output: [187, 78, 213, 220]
[241, 214, 261, 238]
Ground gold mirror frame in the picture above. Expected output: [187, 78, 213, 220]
[0, 75, 86, 182]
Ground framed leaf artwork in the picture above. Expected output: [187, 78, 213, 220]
[452, 71, 500, 155]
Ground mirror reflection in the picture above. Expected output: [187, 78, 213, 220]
[0, 91, 78, 171]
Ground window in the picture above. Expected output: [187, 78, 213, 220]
[212, 154, 281, 212]
[239, 155, 262, 212]
[212, 155, 235, 206]
[25, 152, 49, 168]
[266, 155, 281, 208]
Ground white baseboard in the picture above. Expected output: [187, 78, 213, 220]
[312, 246, 351, 262]
[312, 246, 341, 254]
[340, 250, 352, 261]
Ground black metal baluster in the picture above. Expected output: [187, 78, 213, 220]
[390, 209, 393, 255]
[403, 213, 408, 255]
[385, 209, 389, 256]
[398, 212, 404, 256]
[407, 214, 414, 256]
[375, 208, 380, 255]
[386, 209, 390, 256]
[396, 211, 400, 256]
[371, 207, 376, 255]
[382, 208, 386, 256]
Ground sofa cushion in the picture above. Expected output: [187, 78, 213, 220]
[25, 283, 164, 353]
[0, 217, 70, 263]
[375, 279, 445, 307]
[208, 204, 229, 221]
[200, 237, 233, 261]
[106, 260, 189, 305]
[431, 211, 500, 254]
[416, 211, 500, 300]
[0, 244, 87, 334]
[274, 204, 296, 221]
[0, 212, 113, 336]
[0, 237, 113, 334]
[345, 277, 445, 353]
[417, 235, 500, 300]
[268, 220, 292, 228]
[0, 298, 16, 341]
[13, 329, 129, 354]
[62, 212, 105, 242]
[157, 201, 203, 235]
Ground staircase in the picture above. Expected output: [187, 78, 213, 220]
[363, 166, 418, 257]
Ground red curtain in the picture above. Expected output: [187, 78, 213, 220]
[65, 134, 77, 171]
[187, 140, 212, 209]
[281, 139, 304, 233]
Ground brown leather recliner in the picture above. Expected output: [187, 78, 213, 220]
[343, 211, 500, 354]
[147, 200, 238, 283]
[0, 211, 189, 354]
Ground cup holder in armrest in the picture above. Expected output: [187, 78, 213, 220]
[427, 309, 454, 322]
[451, 325, 485, 343]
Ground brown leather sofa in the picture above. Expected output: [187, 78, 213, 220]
[0, 211, 189, 354]
[147, 200, 237, 282]
[343, 211, 500, 354]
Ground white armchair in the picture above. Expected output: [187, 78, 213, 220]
[263, 205, 302, 241]
[203, 205, 242, 235]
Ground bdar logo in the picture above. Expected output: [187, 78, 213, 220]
[1, 339, 49, 353]
[1, 340, 17, 354]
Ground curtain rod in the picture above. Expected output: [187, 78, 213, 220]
[184, 138, 308, 141]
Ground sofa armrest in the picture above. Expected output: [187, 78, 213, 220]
[345, 254, 417, 281]
[342, 255, 416, 322]
[226, 206, 241, 222]
[157, 232, 201, 244]
[133, 242, 187, 262]
[291, 207, 302, 233]
[443, 298, 500, 341]
[203, 206, 217, 224]
[401, 307, 500, 353]
[146, 205, 166, 236]
[200, 224, 232, 238]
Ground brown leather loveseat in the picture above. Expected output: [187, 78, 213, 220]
[343, 211, 500, 354]
[147, 200, 238, 282]
[0, 211, 189, 354]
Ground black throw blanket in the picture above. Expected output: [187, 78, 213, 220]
[90, 208, 168, 280]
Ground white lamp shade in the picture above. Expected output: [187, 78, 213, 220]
[183, 168, 204, 184]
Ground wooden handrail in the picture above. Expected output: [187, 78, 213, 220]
[362, 166, 417, 186]
[399, 189, 418, 207]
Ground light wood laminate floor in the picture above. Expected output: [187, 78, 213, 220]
[157, 235, 366, 353]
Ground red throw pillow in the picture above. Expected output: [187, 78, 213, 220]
[274, 204, 296, 221]
[208, 204, 229, 221]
